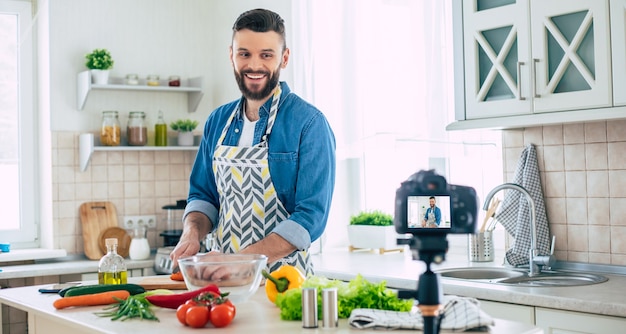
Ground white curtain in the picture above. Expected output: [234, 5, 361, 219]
[291, 0, 503, 249]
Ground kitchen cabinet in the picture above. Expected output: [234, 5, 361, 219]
[76, 70, 204, 113]
[78, 133, 198, 172]
[449, 0, 625, 130]
[479, 300, 535, 325]
[610, 0, 626, 106]
[535, 307, 626, 334]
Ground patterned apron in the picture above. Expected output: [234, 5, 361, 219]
[212, 87, 313, 275]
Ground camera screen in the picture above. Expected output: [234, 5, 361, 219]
[407, 195, 451, 229]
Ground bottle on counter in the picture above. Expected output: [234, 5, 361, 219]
[98, 238, 128, 284]
[127, 111, 147, 146]
[129, 226, 151, 260]
[155, 110, 168, 146]
[100, 111, 121, 146]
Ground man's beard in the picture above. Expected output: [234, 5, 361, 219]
[234, 67, 281, 101]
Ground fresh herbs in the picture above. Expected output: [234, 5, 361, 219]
[96, 293, 159, 322]
[349, 211, 394, 226]
[170, 119, 199, 132]
[85, 49, 114, 70]
[274, 274, 413, 320]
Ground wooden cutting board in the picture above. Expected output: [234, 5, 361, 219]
[138, 276, 187, 290]
[80, 201, 119, 260]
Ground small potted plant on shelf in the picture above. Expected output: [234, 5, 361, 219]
[85, 48, 114, 85]
[347, 210, 402, 253]
[170, 119, 199, 146]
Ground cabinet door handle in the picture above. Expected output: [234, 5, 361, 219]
[517, 61, 526, 100]
[532, 58, 541, 98]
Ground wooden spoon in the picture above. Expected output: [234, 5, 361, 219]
[479, 197, 500, 232]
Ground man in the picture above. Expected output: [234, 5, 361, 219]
[170, 9, 336, 275]
[421, 196, 441, 228]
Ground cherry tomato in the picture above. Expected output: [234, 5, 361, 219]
[222, 299, 236, 317]
[186, 305, 210, 328]
[210, 303, 235, 328]
[176, 303, 193, 326]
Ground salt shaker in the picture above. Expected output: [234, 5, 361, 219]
[301, 287, 318, 328]
[322, 288, 338, 328]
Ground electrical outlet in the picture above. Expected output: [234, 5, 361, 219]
[123, 215, 157, 229]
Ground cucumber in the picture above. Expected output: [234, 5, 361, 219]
[60, 283, 146, 297]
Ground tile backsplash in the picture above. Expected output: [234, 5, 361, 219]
[52, 131, 196, 254]
[502, 120, 626, 266]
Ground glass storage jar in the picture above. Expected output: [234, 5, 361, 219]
[147, 75, 160, 86]
[168, 75, 181, 87]
[100, 111, 121, 146]
[127, 111, 147, 146]
[125, 74, 139, 85]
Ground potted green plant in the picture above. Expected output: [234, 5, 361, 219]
[170, 119, 199, 146]
[85, 48, 114, 84]
[347, 210, 402, 253]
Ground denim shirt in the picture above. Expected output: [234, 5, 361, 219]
[185, 82, 336, 250]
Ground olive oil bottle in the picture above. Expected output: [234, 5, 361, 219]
[155, 110, 168, 146]
[98, 238, 128, 284]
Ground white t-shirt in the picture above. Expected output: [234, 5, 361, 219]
[238, 113, 258, 146]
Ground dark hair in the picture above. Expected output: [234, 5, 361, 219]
[232, 9, 286, 50]
[429, 196, 436, 200]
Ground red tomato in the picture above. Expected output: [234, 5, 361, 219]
[186, 305, 210, 328]
[222, 299, 236, 317]
[210, 303, 235, 328]
[176, 303, 192, 326]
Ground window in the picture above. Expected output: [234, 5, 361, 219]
[0, 1, 38, 248]
[292, 0, 503, 248]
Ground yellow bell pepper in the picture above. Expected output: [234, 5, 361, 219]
[262, 265, 305, 303]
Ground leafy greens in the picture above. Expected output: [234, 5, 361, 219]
[274, 274, 414, 320]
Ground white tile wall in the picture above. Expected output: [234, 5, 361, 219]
[51, 132, 195, 254]
[502, 120, 626, 266]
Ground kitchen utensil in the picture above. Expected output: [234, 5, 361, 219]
[98, 227, 131, 258]
[178, 253, 267, 303]
[479, 197, 500, 232]
[159, 200, 186, 247]
[80, 201, 119, 260]
[469, 230, 494, 262]
[137, 276, 187, 290]
[154, 246, 175, 274]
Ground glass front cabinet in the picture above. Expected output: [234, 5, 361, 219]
[460, 0, 614, 120]
[611, 0, 626, 107]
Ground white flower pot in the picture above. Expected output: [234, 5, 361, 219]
[347, 225, 401, 251]
[91, 69, 110, 85]
[177, 131, 194, 146]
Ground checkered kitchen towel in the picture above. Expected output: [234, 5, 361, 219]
[495, 144, 551, 266]
[349, 295, 494, 331]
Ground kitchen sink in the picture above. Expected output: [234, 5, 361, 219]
[437, 267, 608, 287]
[437, 267, 526, 281]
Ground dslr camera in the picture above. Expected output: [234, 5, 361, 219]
[394, 170, 479, 236]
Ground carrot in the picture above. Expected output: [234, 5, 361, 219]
[170, 271, 184, 281]
[53, 290, 130, 310]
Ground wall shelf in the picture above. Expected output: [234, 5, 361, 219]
[76, 71, 204, 112]
[78, 133, 198, 171]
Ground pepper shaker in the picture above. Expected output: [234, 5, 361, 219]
[301, 287, 318, 328]
[322, 288, 338, 328]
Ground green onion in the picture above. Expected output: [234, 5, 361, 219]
[95, 293, 159, 322]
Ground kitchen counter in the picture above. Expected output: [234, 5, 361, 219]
[0, 256, 154, 280]
[0, 279, 541, 334]
[311, 248, 626, 318]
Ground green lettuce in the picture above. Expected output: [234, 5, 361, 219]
[274, 274, 414, 320]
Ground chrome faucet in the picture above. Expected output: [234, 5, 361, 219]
[483, 183, 555, 276]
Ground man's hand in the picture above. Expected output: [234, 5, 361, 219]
[239, 233, 297, 263]
[170, 212, 212, 267]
